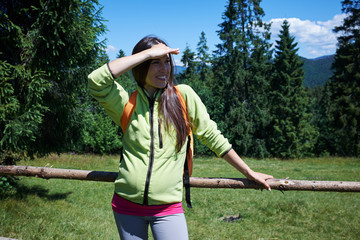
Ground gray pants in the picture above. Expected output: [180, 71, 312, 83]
[113, 211, 189, 240]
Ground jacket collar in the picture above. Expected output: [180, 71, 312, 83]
[137, 85, 163, 102]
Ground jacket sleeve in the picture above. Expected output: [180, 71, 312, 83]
[177, 84, 232, 157]
[87, 64, 129, 126]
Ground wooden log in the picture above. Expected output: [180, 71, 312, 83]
[1, 165, 360, 192]
[0, 165, 118, 182]
[190, 177, 360, 192]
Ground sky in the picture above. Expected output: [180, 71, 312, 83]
[99, 0, 345, 65]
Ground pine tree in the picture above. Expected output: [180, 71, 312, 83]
[179, 44, 197, 85]
[0, 0, 106, 160]
[193, 32, 217, 155]
[193, 31, 216, 118]
[196, 31, 212, 83]
[269, 20, 317, 158]
[211, 0, 272, 157]
[310, 85, 334, 156]
[325, 0, 360, 156]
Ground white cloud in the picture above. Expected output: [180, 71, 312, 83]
[105, 45, 119, 53]
[269, 13, 347, 58]
[174, 59, 184, 67]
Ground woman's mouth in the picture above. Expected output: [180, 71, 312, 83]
[157, 75, 167, 81]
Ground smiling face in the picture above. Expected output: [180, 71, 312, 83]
[144, 54, 171, 97]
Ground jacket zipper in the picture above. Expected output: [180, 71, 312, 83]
[143, 94, 156, 205]
[158, 119, 163, 149]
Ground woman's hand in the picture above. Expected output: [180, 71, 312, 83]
[246, 170, 274, 191]
[145, 43, 180, 59]
[223, 149, 273, 191]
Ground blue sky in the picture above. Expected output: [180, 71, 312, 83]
[99, 0, 345, 64]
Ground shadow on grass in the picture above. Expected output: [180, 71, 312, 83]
[1, 183, 72, 201]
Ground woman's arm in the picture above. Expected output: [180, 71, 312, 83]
[223, 149, 273, 191]
[108, 43, 179, 78]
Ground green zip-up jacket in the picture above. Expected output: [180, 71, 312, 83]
[88, 64, 232, 205]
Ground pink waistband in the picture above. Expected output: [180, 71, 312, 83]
[111, 193, 184, 217]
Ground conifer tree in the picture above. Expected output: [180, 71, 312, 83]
[193, 32, 217, 155]
[211, 0, 272, 157]
[0, 0, 106, 160]
[196, 31, 212, 83]
[268, 20, 317, 158]
[311, 84, 334, 156]
[193, 32, 216, 116]
[268, 20, 316, 158]
[179, 44, 197, 84]
[325, 0, 360, 156]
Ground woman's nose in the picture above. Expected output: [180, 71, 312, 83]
[159, 62, 168, 72]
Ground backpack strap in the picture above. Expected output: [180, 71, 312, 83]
[174, 86, 193, 175]
[183, 134, 193, 208]
[121, 90, 138, 133]
[174, 86, 193, 208]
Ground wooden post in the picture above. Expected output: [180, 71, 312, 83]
[1, 165, 360, 192]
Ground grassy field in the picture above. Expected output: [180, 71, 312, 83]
[1, 154, 359, 239]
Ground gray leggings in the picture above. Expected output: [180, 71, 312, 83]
[113, 211, 189, 240]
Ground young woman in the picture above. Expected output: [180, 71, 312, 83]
[88, 36, 273, 240]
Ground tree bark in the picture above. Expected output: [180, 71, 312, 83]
[1, 165, 360, 192]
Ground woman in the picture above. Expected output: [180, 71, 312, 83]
[88, 36, 273, 240]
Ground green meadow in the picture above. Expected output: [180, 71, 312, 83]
[1, 154, 359, 239]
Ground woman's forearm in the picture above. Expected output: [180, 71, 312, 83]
[108, 51, 151, 78]
[108, 44, 179, 78]
[223, 149, 254, 178]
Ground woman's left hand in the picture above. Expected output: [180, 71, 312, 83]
[223, 149, 274, 191]
[247, 171, 274, 191]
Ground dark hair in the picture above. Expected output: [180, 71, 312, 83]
[132, 36, 188, 152]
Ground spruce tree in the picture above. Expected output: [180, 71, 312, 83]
[179, 44, 197, 84]
[193, 32, 216, 118]
[196, 31, 212, 83]
[325, 0, 360, 156]
[211, 0, 272, 157]
[311, 84, 334, 156]
[0, 0, 106, 160]
[193, 32, 218, 155]
[269, 20, 317, 158]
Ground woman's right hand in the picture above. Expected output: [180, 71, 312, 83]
[145, 43, 180, 59]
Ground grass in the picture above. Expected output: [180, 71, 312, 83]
[1, 154, 360, 239]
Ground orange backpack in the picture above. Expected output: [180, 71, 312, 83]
[120, 86, 194, 208]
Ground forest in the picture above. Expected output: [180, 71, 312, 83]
[0, 0, 359, 166]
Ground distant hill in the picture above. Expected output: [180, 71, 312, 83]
[175, 65, 186, 74]
[302, 55, 334, 88]
[175, 54, 335, 88]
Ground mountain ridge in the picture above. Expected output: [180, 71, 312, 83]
[175, 54, 335, 88]
[301, 54, 334, 88]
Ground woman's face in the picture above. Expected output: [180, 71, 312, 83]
[144, 54, 171, 96]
